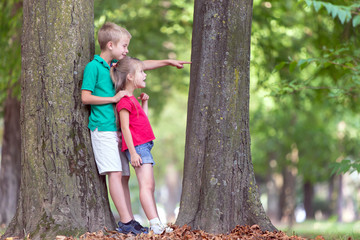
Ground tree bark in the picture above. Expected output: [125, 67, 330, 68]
[0, 92, 21, 225]
[2, 1, 116, 239]
[176, 0, 275, 233]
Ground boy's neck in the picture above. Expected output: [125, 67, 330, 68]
[99, 51, 113, 66]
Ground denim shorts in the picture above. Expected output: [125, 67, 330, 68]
[125, 141, 155, 166]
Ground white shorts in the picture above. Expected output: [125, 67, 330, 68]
[90, 129, 130, 176]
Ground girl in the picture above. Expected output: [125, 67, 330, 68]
[111, 56, 173, 234]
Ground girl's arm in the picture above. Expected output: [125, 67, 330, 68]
[120, 109, 142, 167]
[81, 90, 126, 105]
[138, 93, 149, 116]
[143, 59, 191, 70]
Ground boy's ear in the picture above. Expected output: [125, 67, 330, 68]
[107, 41, 113, 50]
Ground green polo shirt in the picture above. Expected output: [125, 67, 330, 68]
[81, 55, 118, 131]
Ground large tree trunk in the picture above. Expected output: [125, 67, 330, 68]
[176, 0, 275, 233]
[2, 1, 116, 239]
[0, 92, 21, 225]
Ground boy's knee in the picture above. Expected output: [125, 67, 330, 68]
[122, 175, 130, 183]
[108, 171, 122, 179]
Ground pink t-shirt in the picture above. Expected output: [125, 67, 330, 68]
[116, 95, 155, 151]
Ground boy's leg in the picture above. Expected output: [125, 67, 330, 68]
[108, 171, 133, 223]
[90, 129, 145, 233]
[134, 164, 159, 220]
[121, 175, 133, 217]
[118, 148, 134, 219]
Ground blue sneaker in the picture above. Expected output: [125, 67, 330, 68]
[132, 220, 149, 234]
[117, 220, 148, 235]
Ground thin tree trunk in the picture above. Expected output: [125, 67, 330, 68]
[266, 156, 279, 222]
[164, 164, 181, 223]
[279, 167, 296, 226]
[0, 91, 21, 225]
[328, 174, 335, 217]
[2, 1, 115, 239]
[176, 0, 275, 233]
[303, 181, 314, 219]
[337, 174, 343, 222]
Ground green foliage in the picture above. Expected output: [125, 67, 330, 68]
[274, 44, 360, 110]
[330, 160, 360, 175]
[0, 0, 22, 115]
[304, 0, 360, 26]
[273, 1, 360, 110]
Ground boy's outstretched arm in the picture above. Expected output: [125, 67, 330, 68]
[81, 90, 125, 105]
[143, 59, 191, 70]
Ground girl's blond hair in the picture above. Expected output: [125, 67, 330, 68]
[110, 56, 143, 129]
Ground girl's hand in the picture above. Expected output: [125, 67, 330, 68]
[130, 152, 143, 167]
[138, 93, 149, 102]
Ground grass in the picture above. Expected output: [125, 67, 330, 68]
[278, 220, 360, 240]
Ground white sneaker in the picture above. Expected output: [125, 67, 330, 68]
[150, 222, 173, 234]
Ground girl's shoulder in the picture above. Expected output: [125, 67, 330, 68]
[118, 95, 131, 105]
[117, 95, 138, 110]
[120, 95, 137, 103]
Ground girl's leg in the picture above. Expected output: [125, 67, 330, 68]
[135, 163, 173, 234]
[134, 164, 159, 220]
[108, 171, 133, 223]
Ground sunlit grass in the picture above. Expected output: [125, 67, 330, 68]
[278, 220, 360, 240]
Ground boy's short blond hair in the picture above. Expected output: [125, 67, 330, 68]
[98, 22, 132, 50]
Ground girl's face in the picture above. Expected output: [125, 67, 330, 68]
[133, 64, 147, 89]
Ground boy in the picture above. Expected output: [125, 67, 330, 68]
[81, 22, 190, 235]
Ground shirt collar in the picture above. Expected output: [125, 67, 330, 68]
[94, 55, 110, 70]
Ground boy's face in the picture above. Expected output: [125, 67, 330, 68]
[112, 37, 130, 60]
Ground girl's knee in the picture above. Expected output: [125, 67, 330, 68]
[142, 181, 155, 192]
